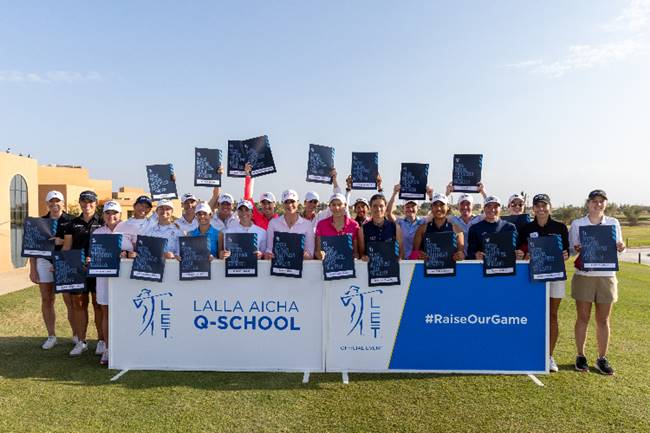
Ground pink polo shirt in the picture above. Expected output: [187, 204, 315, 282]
[315, 216, 360, 240]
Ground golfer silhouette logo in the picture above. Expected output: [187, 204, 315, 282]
[340, 286, 383, 336]
[133, 288, 173, 336]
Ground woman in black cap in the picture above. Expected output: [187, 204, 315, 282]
[516, 193, 569, 373]
[568, 189, 625, 375]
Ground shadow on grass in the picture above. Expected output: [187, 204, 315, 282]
[0, 336, 490, 390]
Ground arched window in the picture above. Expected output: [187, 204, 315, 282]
[10, 174, 28, 268]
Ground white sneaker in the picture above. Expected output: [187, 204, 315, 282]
[100, 350, 109, 366]
[69, 341, 88, 357]
[41, 336, 57, 350]
[95, 340, 106, 356]
[549, 356, 559, 373]
[71, 335, 79, 345]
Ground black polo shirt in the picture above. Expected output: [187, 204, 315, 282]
[517, 217, 569, 254]
[64, 213, 104, 255]
[40, 212, 74, 260]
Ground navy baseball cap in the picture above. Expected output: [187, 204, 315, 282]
[532, 194, 551, 205]
[588, 189, 608, 200]
[135, 195, 153, 206]
[79, 190, 97, 202]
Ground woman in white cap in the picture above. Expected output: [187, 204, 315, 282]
[345, 173, 383, 226]
[90, 200, 137, 365]
[504, 193, 531, 232]
[188, 202, 219, 258]
[175, 193, 199, 234]
[209, 192, 239, 231]
[265, 190, 315, 259]
[410, 193, 465, 260]
[386, 184, 432, 259]
[569, 189, 625, 375]
[446, 181, 487, 255]
[358, 193, 403, 260]
[243, 163, 278, 230]
[315, 193, 360, 260]
[142, 199, 184, 258]
[219, 199, 267, 258]
[516, 193, 569, 373]
[302, 169, 351, 230]
[28, 190, 74, 350]
[466, 195, 520, 260]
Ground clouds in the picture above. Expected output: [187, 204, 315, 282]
[0, 70, 103, 84]
[507, 0, 650, 78]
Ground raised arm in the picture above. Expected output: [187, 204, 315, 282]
[386, 184, 399, 223]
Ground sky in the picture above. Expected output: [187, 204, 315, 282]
[1, 0, 649, 206]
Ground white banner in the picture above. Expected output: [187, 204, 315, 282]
[110, 260, 324, 372]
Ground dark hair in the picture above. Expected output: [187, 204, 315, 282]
[369, 194, 386, 206]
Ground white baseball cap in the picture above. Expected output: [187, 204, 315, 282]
[181, 193, 198, 203]
[45, 190, 64, 202]
[305, 191, 320, 202]
[259, 192, 276, 203]
[484, 195, 502, 206]
[402, 199, 418, 206]
[218, 193, 234, 204]
[430, 193, 448, 204]
[281, 189, 299, 202]
[458, 193, 473, 205]
[157, 199, 174, 210]
[508, 194, 525, 205]
[237, 199, 253, 210]
[329, 193, 348, 205]
[353, 197, 369, 207]
[195, 202, 212, 214]
[103, 200, 122, 213]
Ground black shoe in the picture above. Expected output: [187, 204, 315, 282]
[575, 355, 589, 372]
[595, 357, 615, 375]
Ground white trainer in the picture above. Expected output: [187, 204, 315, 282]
[100, 350, 109, 366]
[95, 340, 106, 356]
[41, 336, 57, 350]
[69, 341, 88, 357]
[549, 356, 559, 373]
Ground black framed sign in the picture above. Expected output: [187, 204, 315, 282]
[146, 164, 178, 200]
[179, 236, 211, 281]
[225, 232, 258, 277]
[271, 232, 305, 278]
[21, 217, 57, 258]
[399, 163, 429, 200]
[367, 241, 400, 286]
[423, 231, 457, 277]
[321, 235, 355, 280]
[194, 148, 222, 187]
[579, 225, 619, 271]
[452, 154, 483, 193]
[351, 152, 379, 190]
[482, 231, 517, 277]
[130, 235, 167, 282]
[528, 234, 567, 282]
[53, 250, 86, 293]
[87, 234, 123, 277]
[306, 143, 335, 184]
[227, 136, 277, 178]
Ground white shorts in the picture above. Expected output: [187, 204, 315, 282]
[549, 280, 566, 299]
[36, 258, 54, 284]
[96, 278, 109, 305]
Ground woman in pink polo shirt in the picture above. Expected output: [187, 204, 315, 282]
[314, 193, 360, 260]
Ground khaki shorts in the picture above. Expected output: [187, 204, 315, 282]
[571, 274, 618, 304]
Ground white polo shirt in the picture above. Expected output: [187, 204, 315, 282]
[211, 213, 239, 231]
[175, 214, 199, 234]
[569, 215, 623, 277]
[266, 215, 315, 257]
[223, 221, 267, 253]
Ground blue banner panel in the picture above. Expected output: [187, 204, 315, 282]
[389, 263, 546, 372]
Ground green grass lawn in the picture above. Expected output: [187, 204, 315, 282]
[1, 264, 649, 433]
[622, 224, 650, 247]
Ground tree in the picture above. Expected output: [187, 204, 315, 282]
[621, 205, 642, 226]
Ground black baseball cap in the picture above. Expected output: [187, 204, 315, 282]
[135, 195, 153, 206]
[532, 194, 550, 205]
[79, 190, 97, 202]
[588, 189, 608, 200]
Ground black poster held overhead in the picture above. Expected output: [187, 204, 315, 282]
[502, 214, 532, 232]
[194, 148, 222, 187]
[579, 225, 619, 271]
[351, 152, 379, 190]
[21, 217, 57, 258]
[53, 250, 86, 293]
[146, 164, 178, 200]
[227, 136, 277, 178]
[482, 231, 517, 277]
[528, 235, 567, 282]
[271, 232, 305, 278]
[306, 143, 335, 184]
[399, 163, 429, 200]
[225, 233, 258, 277]
[321, 235, 356, 280]
[87, 234, 123, 277]
[130, 236, 167, 282]
[227, 140, 246, 177]
[367, 241, 400, 286]
[423, 231, 457, 277]
[179, 236, 211, 281]
[452, 154, 483, 193]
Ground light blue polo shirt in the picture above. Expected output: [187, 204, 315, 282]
[396, 216, 426, 259]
